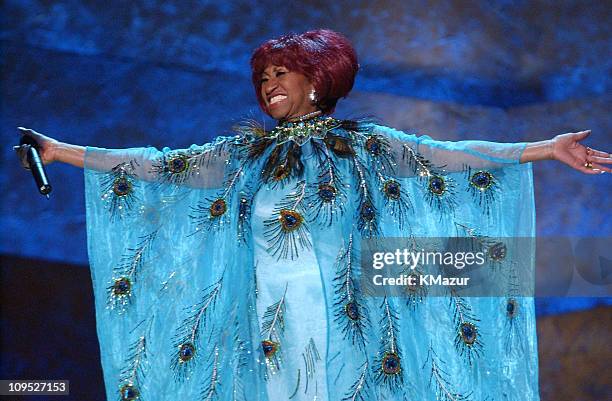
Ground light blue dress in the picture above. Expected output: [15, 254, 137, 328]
[84, 116, 539, 401]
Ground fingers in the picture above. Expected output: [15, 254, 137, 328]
[17, 127, 48, 151]
[578, 165, 605, 174]
[586, 147, 611, 159]
[589, 162, 612, 173]
[17, 127, 40, 140]
[573, 130, 611, 172]
[587, 155, 612, 164]
[579, 160, 610, 174]
[18, 127, 46, 137]
[13, 142, 32, 170]
[573, 130, 591, 141]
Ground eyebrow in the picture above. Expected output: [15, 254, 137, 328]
[261, 66, 286, 77]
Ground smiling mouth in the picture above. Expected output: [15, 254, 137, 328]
[269, 94, 287, 105]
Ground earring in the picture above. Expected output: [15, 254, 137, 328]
[309, 89, 318, 104]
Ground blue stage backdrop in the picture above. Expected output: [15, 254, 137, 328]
[1, 2, 610, 310]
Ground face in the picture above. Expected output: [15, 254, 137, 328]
[260, 65, 318, 120]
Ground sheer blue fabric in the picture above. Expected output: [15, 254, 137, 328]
[84, 121, 539, 401]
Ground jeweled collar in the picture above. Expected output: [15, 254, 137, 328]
[268, 115, 342, 145]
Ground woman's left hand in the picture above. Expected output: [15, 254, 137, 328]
[551, 130, 611, 174]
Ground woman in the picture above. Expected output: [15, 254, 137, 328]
[18, 29, 610, 401]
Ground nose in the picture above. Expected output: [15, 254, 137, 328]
[263, 78, 278, 96]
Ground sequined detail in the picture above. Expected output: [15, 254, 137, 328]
[171, 277, 222, 381]
[360, 202, 375, 222]
[106, 230, 157, 313]
[209, 199, 227, 217]
[117, 333, 148, 401]
[460, 322, 477, 345]
[237, 194, 252, 244]
[425, 347, 471, 401]
[324, 135, 355, 157]
[150, 147, 213, 185]
[119, 384, 139, 401]
[343, 362, 371, 400]
[464, 167, 498, 215]
[489, 242, 507, 261]
[383, 180, 401, 200]
[428, 175, 446, 195]
[113, 177, 132, 196]
[273, 165, 290, 181]
[168, 155, 188, 174]
[113, 277, 131, 296]
[300, 339, 321, 394]
[264, 183, 311, 260]
[262, 339, 279, 358]
[470, 170, 493, 190]
[317, 184, 337, 202]
[345, 301, 360, 321]
[381, 352, 401, 375]
[333, 235, 369, 350]
[405, 271, 427, 310]
[402, 144, 436, 178]
[239, 195, 249, 217]
[279, 209, 303, 232]
[307, 139, 347, 226]
[178, 342, 195, 362]
[451, 293, 483, 364]
[405, 273, 421, 293]
[100, 161, 140, 220]
[270, 116, 342, 145]
[506, 298, 518, 318]
[374, 298, 404, 390]
[365, 136, 382, 155]
[190, 166, 239, 232]
[260, 286, 287, 374]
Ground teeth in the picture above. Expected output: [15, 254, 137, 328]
[270, 95, 287, 104]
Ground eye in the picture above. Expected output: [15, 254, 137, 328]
[260, 77, 269, 84]
[276, 71, 286, 77]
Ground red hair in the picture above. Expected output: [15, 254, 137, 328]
[250, 29, 359, 115]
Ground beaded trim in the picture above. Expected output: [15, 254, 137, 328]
[268, 116, 342, 145]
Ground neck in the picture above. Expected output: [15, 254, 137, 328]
[285, 109, 322, 123]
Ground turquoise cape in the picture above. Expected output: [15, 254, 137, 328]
[84, 117, 538, 401]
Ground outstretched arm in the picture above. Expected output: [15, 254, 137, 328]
[16, 127, 230, 189]
[374, 125, 610, 176]
[520, 130, 611, 174]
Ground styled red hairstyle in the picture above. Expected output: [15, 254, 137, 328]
[250, 29, 359, 115]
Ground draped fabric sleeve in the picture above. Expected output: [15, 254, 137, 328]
[371, 124, 526, 176]
[366, 124, 534, 236]
[345, 124, 540, 400]
[83, 135, 268, 400]
[83, 135, 233, 188]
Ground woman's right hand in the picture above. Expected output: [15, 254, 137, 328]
[17, 127, 60, 165]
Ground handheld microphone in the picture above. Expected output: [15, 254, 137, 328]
[15, 135, 52, 198]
